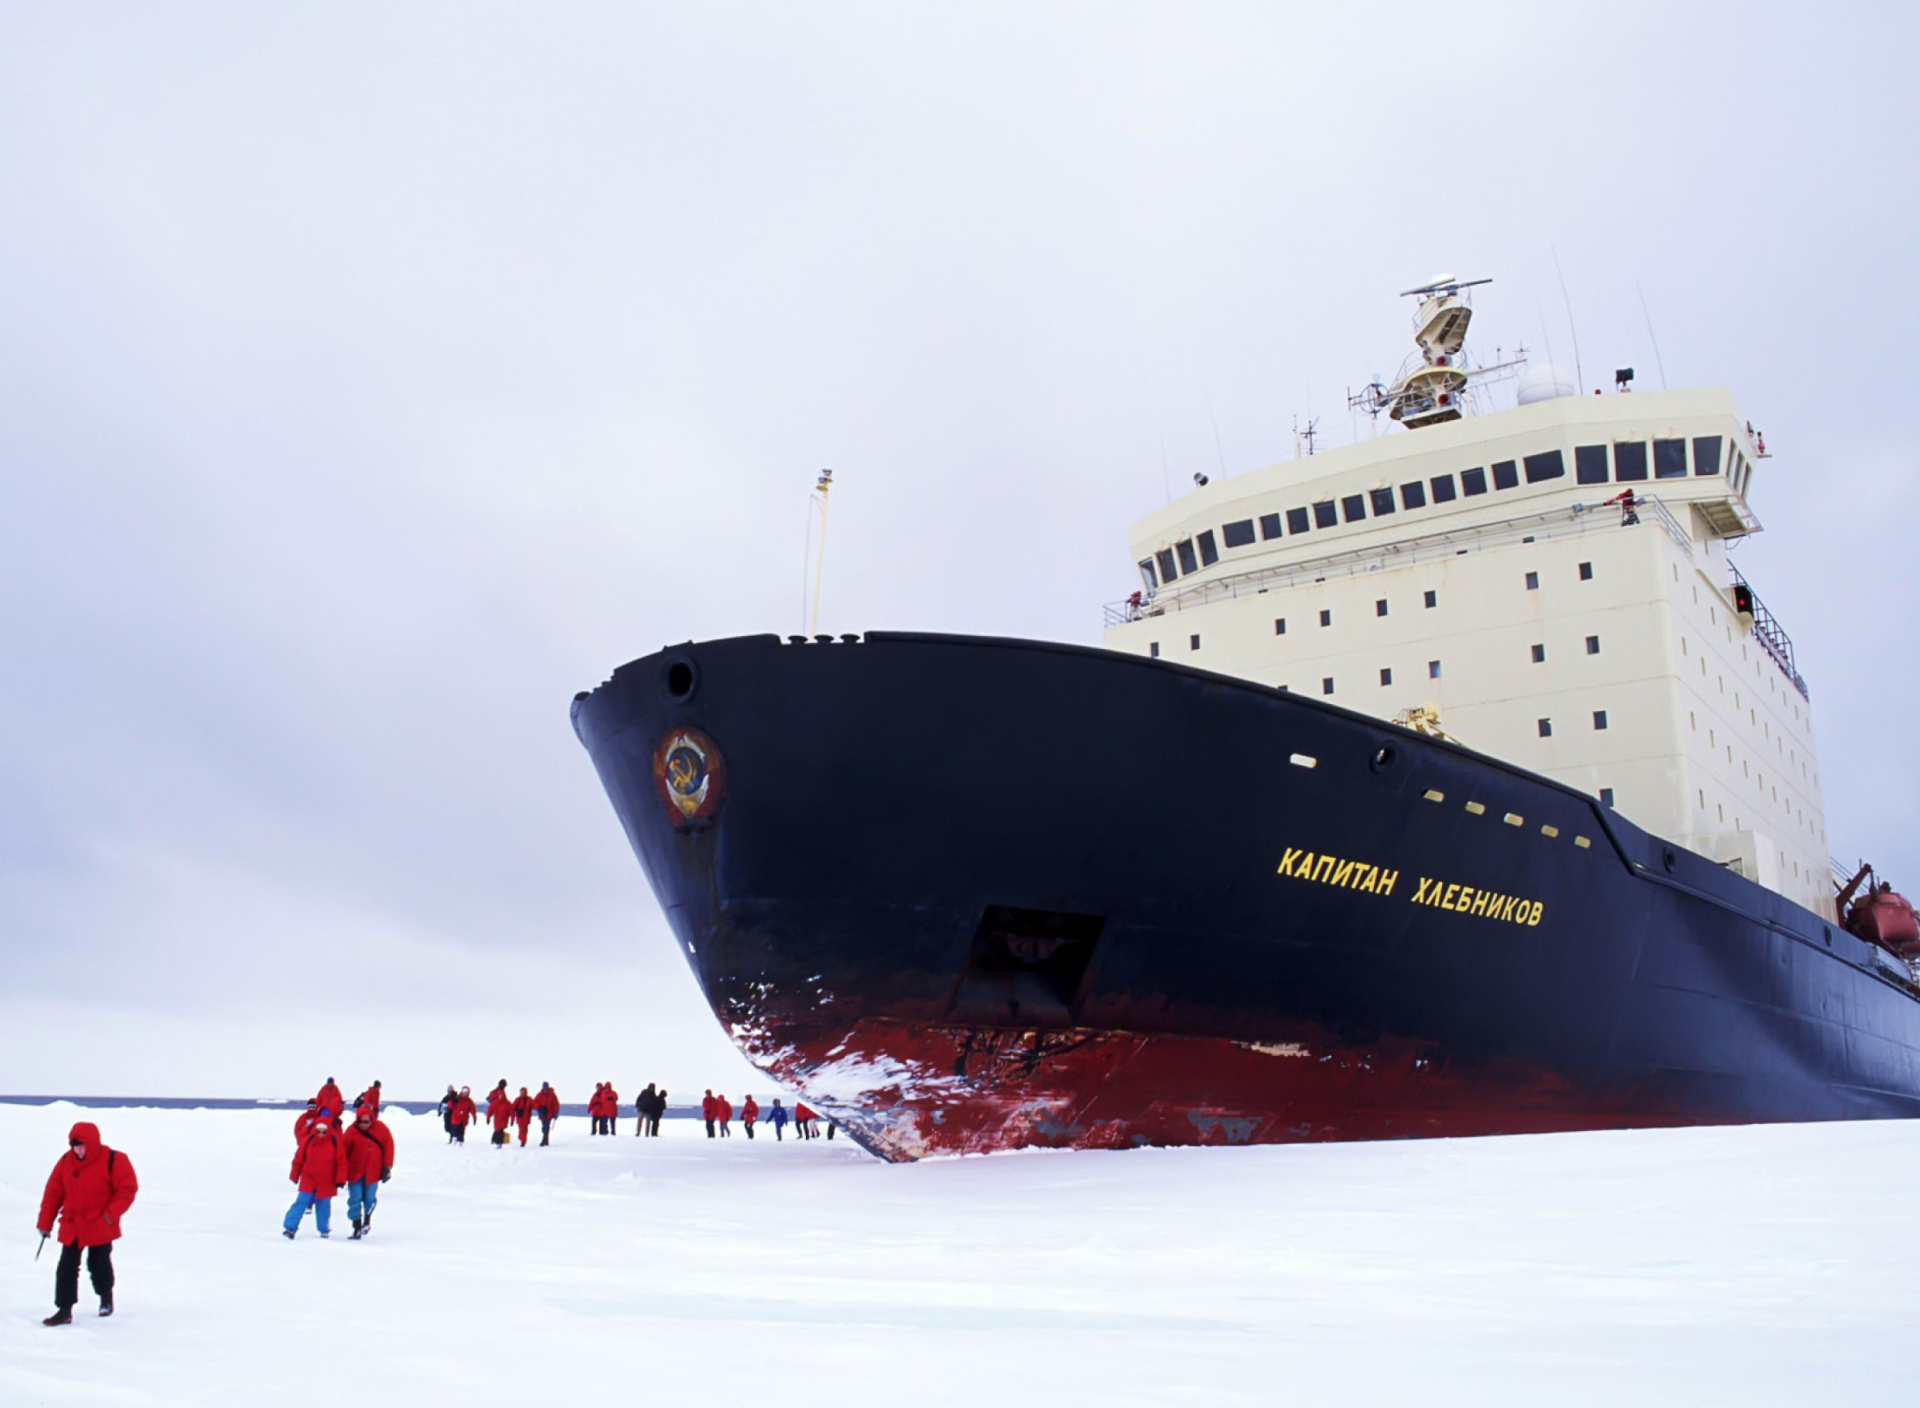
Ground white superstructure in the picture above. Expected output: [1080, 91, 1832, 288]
[1103, 290, 1831, 919]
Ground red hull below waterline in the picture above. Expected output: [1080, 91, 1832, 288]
[740, 1018, 1703, 1161]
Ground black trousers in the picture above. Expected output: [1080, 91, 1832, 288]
[704, 1118, 715, 1138]
[55, 1242, 113, 1310]
[539, 1115, 551, 1146]
[648, 1115, 661, 1136]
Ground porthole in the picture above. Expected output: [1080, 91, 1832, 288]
[661, 657, 698, 702]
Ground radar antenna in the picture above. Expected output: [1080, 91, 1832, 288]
[1348, 277, 1522, 430]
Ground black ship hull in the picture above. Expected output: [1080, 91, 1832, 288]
[571, 631, 1920, 1161]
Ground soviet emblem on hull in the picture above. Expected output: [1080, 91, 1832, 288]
[653, 726, 726, 827]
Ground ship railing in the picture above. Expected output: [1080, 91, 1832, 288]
[1103, 495, 1693, 628]
[1727, 563, 1809, 700]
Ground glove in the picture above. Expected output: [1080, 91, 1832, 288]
[380, 1168, 391, 1183]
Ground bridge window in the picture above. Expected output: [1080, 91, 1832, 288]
[1523, 450, 1565, 483]
[1222, 519, 1256, 549]
[1259, 513, 1283, 540]
[1156, 548, 1177, 582]
[1654, 439, 1688, 478]
[1613, 441, 1648, 481]
[1431, 473, 1458, 502]
[1197, 530, 1219, 566]
[1400, 481, 1427, 509]
[1138, 559, 1157, 590]
[1371, 488, 1396, 516]
[1176, 539, 1199, 575]
[1313, 501, 1338, 529]
[1693, 436, 1721, 475]
[1341, 494, 1367, 523]
[1492, 459, 1519, 490]
[1288, 507, 1311, 534]
[1575, 445, 1609, 484]
[1461, 467, 1488, 496]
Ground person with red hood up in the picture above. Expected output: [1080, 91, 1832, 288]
[284, 1115, 344, 1239]
[36, 1122, 137, 1326]
[701, 1089, 718, 1138]
[741, 1094, 759, 1139]
[586, 1082, 603, 1134]
[532, 1082, 560, 1145]
[716, 1093, 733, 1137]
[341, 1105, 395, 1240]
[314, 1078, 344, 1120]
[602, 1082, 619, 1137]
[449, 1087, 476, 1144]
[511, 1087, 534, 1146]
[794, 1102, 817, 1139]
[356, 1080, 382, 1117]
[486, 1081, 512, 1146]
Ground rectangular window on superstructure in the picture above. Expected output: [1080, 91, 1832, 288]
[1259, 513, 1283, 540]
[1375, 598, 1388, 617]
[1341, 494, 1367, 523]
[1430, 473, 1457, 502]
[1538, 718, 1553, 737]
[1654, 439, 1688, 478]
[1428, 660, 1441, 678]
[1321, 677, 1335, 696]
[1492, 460, 1519, 490]
[1138, 559, 1157, 591]
[1274, 618, 1286, 635]
[1380, 667, 1392, 686]
[1176, 539, 1199, 575]
[1613, 441, 1649, 481]
[1578, 561, 1593, 580]
[1693, 436, 1722, 476]
[1156, 548, 1178, 582]
[1190, 634, 1201, 651]
[1149, 642, 1160, 658]
[1313, 501, 1338, 529]
[1531, 643, 1545, 663]
[1319, 609, 1331, 627]
[1593, 710, 1609, 730]
[1575, 445, 1609, 484]
[1586, 635, 1600, 654]
[1287, 507, 1311, 535]
[1600, 788, 1614, 807]
[1525, 571, 1539, 591]
[1400, 481, 1427, 510]
[1370, 488, 1396, 516]
[1197, 530, 1219, 566]
[1461, 467, 1488, 496]
[1222, 519, 1256, 549]
[1523, 450, 1565, 483]
[1423, 589, 1437, 608]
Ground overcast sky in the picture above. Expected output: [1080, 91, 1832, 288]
[2, 3, 1915, 1100]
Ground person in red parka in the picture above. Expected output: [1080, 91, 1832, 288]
[486, 1082, 512, 1147]
[741, 1094, 759, 1140]
[284, 1116, 344, 1239]
[449, 1087, 476, 1144]
[512, 1087, 534, 1146]
[314, 1078, 344, 1120]
[701, 1089, 718, 1138]
[794, 1102, 817, 1139]
[532, 1083, 560, 1145]
[716, 1093, 733, 1138]
[340, 1106, 395, 1240]
[602, 1083, 619, 1137]
[294, 1099, 322, 1144]
[356, 1080, 382, 1117]
[37, 1122, 137, 1326]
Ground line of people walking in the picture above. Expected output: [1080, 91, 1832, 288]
[285, 1077, 394, 1242]
[434, 1081, 562, 1146]
[701, 1090, 828, 1140]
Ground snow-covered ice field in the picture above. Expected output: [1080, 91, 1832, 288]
[2, 1103, 1915, 1406]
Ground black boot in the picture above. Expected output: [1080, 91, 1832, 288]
[349, 1218, 364, 1240]
[282, 1228, 296, 1239]
[43, 1308, 72, 1326]
[99, 1294, 113, 1317]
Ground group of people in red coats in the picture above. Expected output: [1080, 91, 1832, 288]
[436, 1080, 561, 1146]
[700, 1090, 826, 1140]
[285, 1077, 395, 1242]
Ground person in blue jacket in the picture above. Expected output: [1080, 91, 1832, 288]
[766, 1099, 790, 1142]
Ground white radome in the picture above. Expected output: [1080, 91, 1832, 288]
[1516, 362, 1579, 404]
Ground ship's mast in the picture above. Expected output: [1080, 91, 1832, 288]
[1348, 276, 1521, 429]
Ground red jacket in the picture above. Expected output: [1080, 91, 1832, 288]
[315, 1081, 344, 1117]
[341, 1119, 395, 1184]
[533, 1088, 560, 1119]
[294, 1109, 321, 1143]
[603, 1086, 618, 1112]
[450, 1094, 476, 1128]
[742, 1096, 759, 1123]
[717, 1097, 733, 1123]
[292, 1127, 346, 1198]
[701, 1093, 717, 1120]
[357, 1085, 382, 1116]
[587, 1087, 604, 1116]
[38, 1123, 138, 1247]
[488, 1100, 512, 1132]
[794, 1103, 815, 1122]
[512, 1093, 534, 1126]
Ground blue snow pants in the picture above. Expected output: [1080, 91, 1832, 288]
[284, 1190, 333, 1235]
[347, 1179, 378, 1223]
